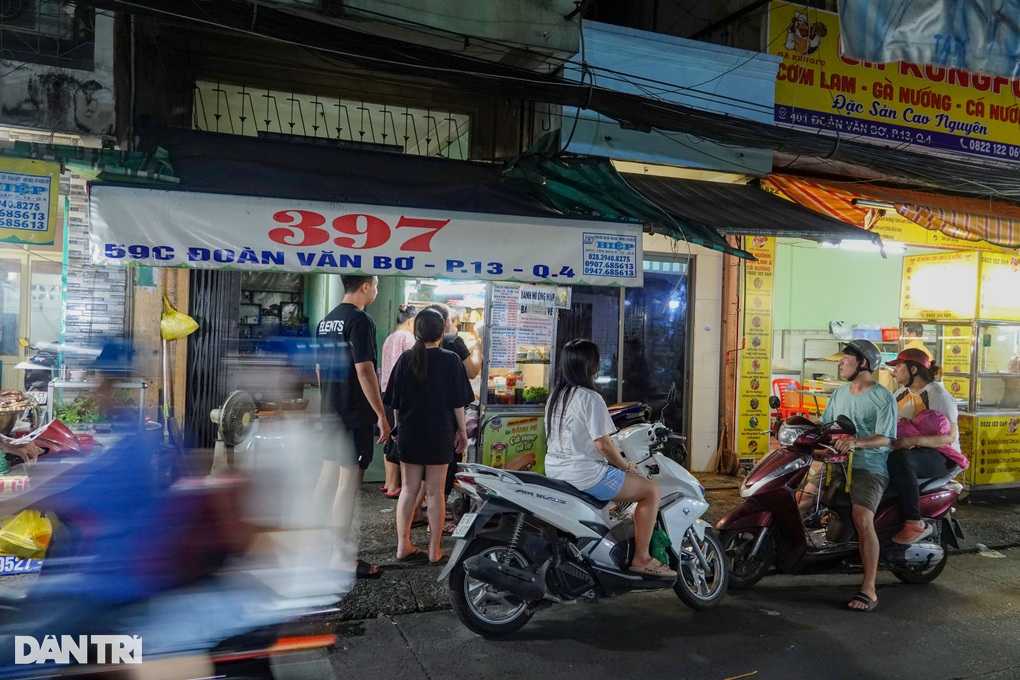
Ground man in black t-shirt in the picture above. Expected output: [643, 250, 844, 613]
[312, 274, 390, 579]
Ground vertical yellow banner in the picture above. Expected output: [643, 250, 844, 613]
[737, 236, 776, 465]
[941, 324, 972, 403]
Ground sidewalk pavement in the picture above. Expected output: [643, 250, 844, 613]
[338, 473, 1020, 621]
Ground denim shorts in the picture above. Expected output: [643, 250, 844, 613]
[581, 466, 627, 501]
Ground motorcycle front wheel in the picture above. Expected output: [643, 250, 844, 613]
[720, 527, 774, 590]
[673, 528, 728, 610]
[449, 538, 535, 637]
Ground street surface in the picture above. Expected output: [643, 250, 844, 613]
[330, 548, 1020, 680]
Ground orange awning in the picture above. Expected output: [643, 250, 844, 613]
[763, 175, 1020, 249]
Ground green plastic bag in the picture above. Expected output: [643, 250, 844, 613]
[650, 527, 672, 567]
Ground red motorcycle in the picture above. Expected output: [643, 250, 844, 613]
[716, 399, 965, 589]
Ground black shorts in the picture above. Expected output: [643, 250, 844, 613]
[323, 423, 375, 470]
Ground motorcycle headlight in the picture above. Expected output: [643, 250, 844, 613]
[777, 423, 813, 447]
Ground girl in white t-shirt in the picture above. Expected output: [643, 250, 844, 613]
[545, 339, 677, 578]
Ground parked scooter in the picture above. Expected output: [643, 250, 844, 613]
[440, 419, 727, 637]
[716, 398, 965, 589]
[608, 384, 688, 466]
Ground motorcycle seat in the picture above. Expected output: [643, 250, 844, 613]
[505, 471, 611, 509]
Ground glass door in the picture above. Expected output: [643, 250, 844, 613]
[622, 257, 692, 434]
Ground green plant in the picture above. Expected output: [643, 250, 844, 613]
[54, 395, 104, 425]
[523, 386, 549, 404]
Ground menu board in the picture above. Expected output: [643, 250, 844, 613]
[488, 283, 557, 369]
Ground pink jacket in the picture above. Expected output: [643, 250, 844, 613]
[896, 409, 969, 470]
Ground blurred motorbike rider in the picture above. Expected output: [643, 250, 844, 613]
[820, 339, 896, 612]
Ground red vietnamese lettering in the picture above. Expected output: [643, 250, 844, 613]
[332, 214, 390, 249]
[394, 216, 450, 252]
[269, 210, 330, 246]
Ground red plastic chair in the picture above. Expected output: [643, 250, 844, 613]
[771, 378, 813, 419]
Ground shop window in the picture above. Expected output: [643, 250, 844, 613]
[555, 286, 621, 405]
[29, 260, 61, 345]
[0, 1, 96, 70]
[0, 258, 21, 357]
[622, 258, 690, 426]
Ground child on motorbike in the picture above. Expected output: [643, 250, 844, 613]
[544, 339, 676, 578]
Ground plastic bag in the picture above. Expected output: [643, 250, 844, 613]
[160, 296, 199, 341]
[0, 509, 52, 558]
[649, 527, 672, 568]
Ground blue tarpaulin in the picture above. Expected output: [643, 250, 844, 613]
[839, 0, 1020, 79]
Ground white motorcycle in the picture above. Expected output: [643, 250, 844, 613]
[439, 421, 728, 637]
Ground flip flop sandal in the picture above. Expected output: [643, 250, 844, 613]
[429, 551, 446, 565]
[628, 559, 678, 578]
[384, 489, 402, 499]
[397, 546, 425, 561]
[427, 523, 458, 536]
[411, 518, 428, 528]
[848, 592, 878, 612]
[379, 485, 389, 492]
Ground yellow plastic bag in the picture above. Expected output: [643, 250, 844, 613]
[160, 296, 199, 341]
[0, 509, 52, 559]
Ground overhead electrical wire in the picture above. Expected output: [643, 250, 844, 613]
[86, 0, 1020, 199]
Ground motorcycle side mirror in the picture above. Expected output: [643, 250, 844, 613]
[18, 338, 30, 348]
[836, 414, 857, 436]
[769, 396, 781, 409]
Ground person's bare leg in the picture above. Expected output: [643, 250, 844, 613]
[850, 504, 880, 609]
[384, 459, 401, 493]
[413, 480, 427, 523]
[328, 463, 363, 569]
[397, 463, 425, 558]
[613, 475, 660, 567]
[425, 464, 449, 562]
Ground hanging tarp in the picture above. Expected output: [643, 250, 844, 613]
[764, 174, 1020, 249]
[839, 0, 1020, 80]
[88, 185, 644, 287]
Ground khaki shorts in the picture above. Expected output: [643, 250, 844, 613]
[829, 467, 889, 514]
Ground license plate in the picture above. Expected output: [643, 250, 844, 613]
[451, 513, 478, 539]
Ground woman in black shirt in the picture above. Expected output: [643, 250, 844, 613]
[384, 308, 474, 563]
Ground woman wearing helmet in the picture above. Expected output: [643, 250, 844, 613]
[887, 348, 969, 545]
[821, 338, 897, 612]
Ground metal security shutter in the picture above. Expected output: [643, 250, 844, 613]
[184, 269, 242, 449]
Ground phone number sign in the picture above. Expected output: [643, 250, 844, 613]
[0, 158, 59, 246]
[89, 187, 644, 287]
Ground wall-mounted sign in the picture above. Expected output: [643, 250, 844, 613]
[90, 186, 644, 287]
[769, 3, 1020, 163]
[736, 236, 775, 466]
[0, 158, 59, 246]
[901, 252, 979, 320]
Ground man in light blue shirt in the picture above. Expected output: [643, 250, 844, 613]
[821, 339, 896, 613]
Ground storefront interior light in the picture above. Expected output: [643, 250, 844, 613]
[839, 240, 906, 254]
[668, 299, 681, 310]
[851, 198, 897, 210]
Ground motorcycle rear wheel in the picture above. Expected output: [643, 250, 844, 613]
[720, 527, 774, 590]
[673, 528, 727, 610]
[892, 534, 949, 585]
[449, 538, 535, 637]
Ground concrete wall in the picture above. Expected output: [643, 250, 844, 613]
[643, 234, 724, 472]
[0, 13, 115, 141]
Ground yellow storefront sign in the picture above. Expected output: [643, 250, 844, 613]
[737, 236, 775, 463]
[768, 3, 1020, 163]
[900, 252, 979, 321]
[968, 415, 1020, 487]
[0, 158, 59, 246]
[978, 253, 1020, 322]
